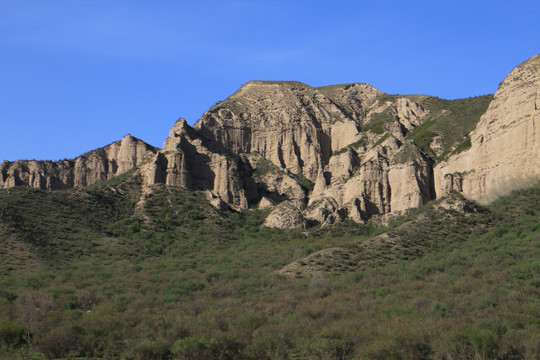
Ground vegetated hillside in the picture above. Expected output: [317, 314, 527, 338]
[398, 94, 493, 159]
[0, 173, 538, 359]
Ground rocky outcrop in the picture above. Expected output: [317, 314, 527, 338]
[263, 201, 306, 230]
[435, 54, 540, 204]
[4, 55, 538, 228]
[195, 81, 378, 182]
[191, 80, 438, 226]
[141, 119, 249, 210]
[304, 130, 434, 226]
[317, 83, 381, 122]
[245, 152, 307, 209]
[0, 135, 158, 190]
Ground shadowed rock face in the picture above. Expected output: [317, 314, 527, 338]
[3, 55, 539, 229]
[435, 54, 540, 204]
[0, 135, 158, 190]
[141, 118, 249, 210]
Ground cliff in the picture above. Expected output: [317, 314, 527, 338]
[2, 55, 538, 229]
[193, 80, 456, 227]
[0, 135, 158, 190]
[141, 118, 249, 210]
[435, 54, 540, 203]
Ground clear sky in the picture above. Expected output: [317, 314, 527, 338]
[1, 0, 539, 161]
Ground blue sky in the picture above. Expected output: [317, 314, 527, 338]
[1, 0, 539, 161]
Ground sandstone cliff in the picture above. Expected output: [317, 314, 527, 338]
[435, 54, 540, 204]
[141, 118, 249, 210]
[0, 135, 158, 190]
[193, 80, 443, 228]
[3, 55, 538, 230]
[194, 81, 379, 182]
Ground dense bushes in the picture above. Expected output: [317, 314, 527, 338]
[0, 183, 538, 359]
[0, 319, 25, 348]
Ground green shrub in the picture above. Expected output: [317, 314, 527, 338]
[446, 329, 498, 360]
[113, 294, 134, 312]
[36, 327, 78, 359]
[407, 118, 437, 157]
[308, 338, 354, 360]
[366, 335, 432, 360]
[205, 270, 222, 282]
[333, 137, 367, 156]
[48, 287, 74, 300]
[372, 133, 390, 147]
[375, 286, 391, 297]
[333, 147, 349, 156]
[61, 298, 78, 310]
[132, 338, 170, 360]
[171, 337, 211, 359]
[451, 136, 472, 155]
[24, 274, 53, 290]
[186, 210, 206, 221]
[430, 301, 451, 318]
[291, 173, 314, 192]
[253, 157, 276, 177]
[0, 319, 25, 348]
[163, 279, 205, 301]
[128, 216, 141, 233]
[365, 109, 393, 134]
[0, 290, 18, 303]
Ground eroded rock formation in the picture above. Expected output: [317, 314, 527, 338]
[435, 54, 540, 203]
[192, 80, 440, 228]
[3, 55, 539, 229]
[141, 118, 249, 210]
[0, 135, 158, 190]
[195, 81, 380, 182]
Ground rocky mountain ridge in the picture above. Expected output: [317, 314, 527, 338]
[0, 135, 158, 190]
[2, 55, 538, 228]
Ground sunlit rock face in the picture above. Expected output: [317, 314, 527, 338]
[0, 134, 158, 190]
[195, 81, 381, 182]
[4, 55, 539, 228]
[435, 55, 540, 204]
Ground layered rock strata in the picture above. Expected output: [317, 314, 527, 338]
[194, 80, 436, 227]
[141, 119, 249, 210]
[0, 135, 158, 190]
[3, 55, 539, 229]
[435, 55, 540, 203]
[195, 81, 380, 182]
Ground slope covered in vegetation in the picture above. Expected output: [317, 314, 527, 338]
[0, 176, 538, 359]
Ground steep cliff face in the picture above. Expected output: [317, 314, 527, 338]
[305, 134, 434, 226]
[0, 135, 158, 190]
[141, 119, 249, 209]
[4, 56, 537, 229]
[179, 76, 496, 228]
[435, 55, 540, 203]
[193, 80, 442, 228]
[195, 81, 379, 182]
